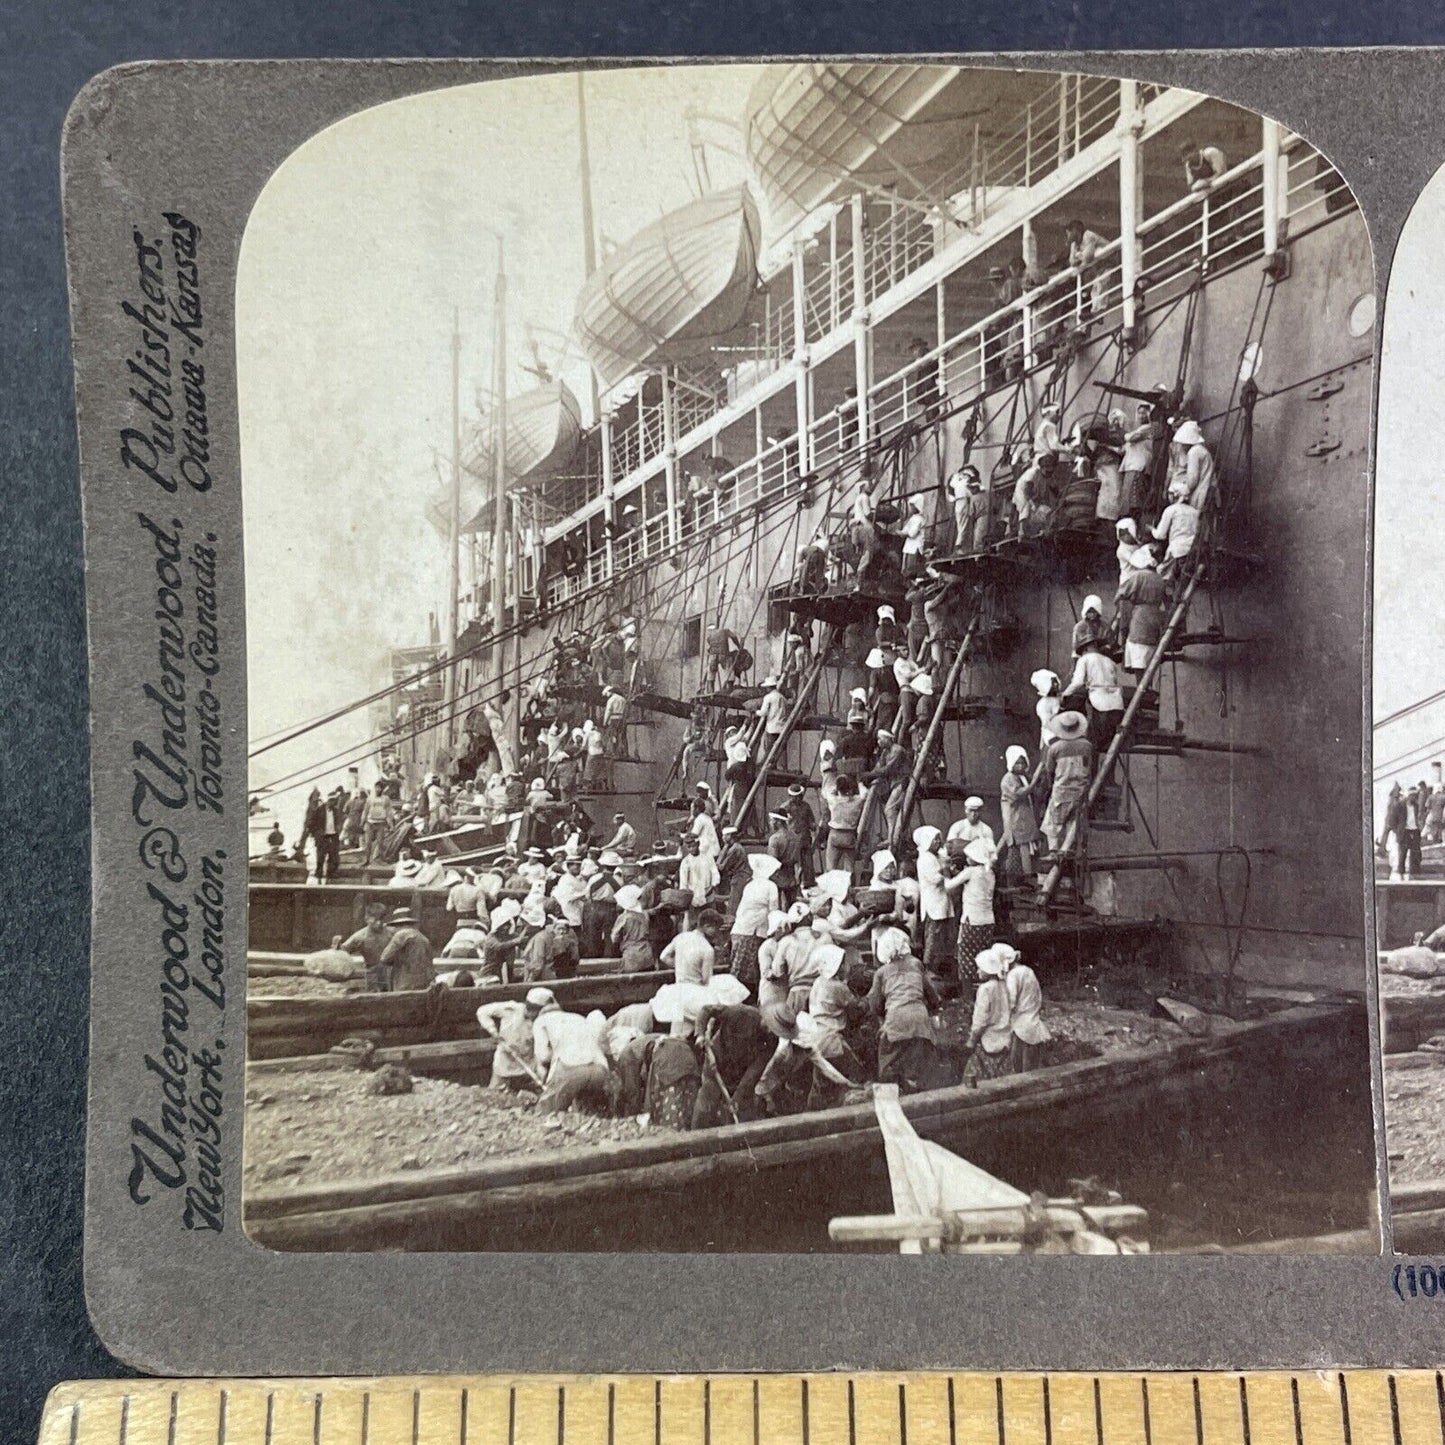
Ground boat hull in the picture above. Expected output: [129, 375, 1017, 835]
[574, 186, 761, 388]
[244, 1001, 1368, 1251]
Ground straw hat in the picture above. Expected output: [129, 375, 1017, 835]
[386, 906, 419, 928]
[1173, 420, 1206, 447]
[1048, 710, 1089, 740]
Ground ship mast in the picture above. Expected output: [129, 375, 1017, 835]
[489, 237, 508, 729]
[443, 308, 462, 753]
[577, 71, 600, 424]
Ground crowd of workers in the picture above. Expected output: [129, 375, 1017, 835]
[1380, 768, 1445, 879]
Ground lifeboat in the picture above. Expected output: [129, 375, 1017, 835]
[574, 185, 762, 389]
[426, 379, 583, 534]
[744, 63, 1047, 236]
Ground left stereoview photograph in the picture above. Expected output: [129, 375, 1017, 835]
[237, 62, 1377, 1254]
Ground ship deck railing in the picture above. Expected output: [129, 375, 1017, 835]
[540, 136, 1355, 615]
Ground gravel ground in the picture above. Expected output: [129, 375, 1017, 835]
[245, 998, 1195, 1191]
[245, 1072, 678, 1191]
[1386, 1052, 1445, 1185]
[248, 973, 361, 999]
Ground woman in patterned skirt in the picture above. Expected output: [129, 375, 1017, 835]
[953, 837, 998, 997]
[728, 854, 782, 998]
[964, 945, 1014, 1082]
[643, 1019, 703, 1130]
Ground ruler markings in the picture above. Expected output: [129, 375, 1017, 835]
[805, 1374, 848, 1445]
[558, 1380, 607, 1445]
[1392, 1372, 1445, 1445]
[1238, 1372, 1293, 1445]
[512, 1381, 560, 1445]
[658, 1376, 702, 1445]
[1194, 1373, 1245, 1445]
[1347, 1371, 1398, 1445]
[1000, 1374, 1049, 1445]
[852, 1376, 902, 1445]
[899, 1373, 950, 1445]
[46, 1377, 1445, 1445]
[1038, 1371, 1095, 1445]
[1095, 1375, 1145, 1445]
[610, 1376, 653, 1445]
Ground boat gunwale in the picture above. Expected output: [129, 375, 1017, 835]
[244, 1000, 1358, 1223]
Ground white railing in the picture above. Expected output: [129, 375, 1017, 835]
[597, 75, 1146, 474]
[544, 138, 1357, 611]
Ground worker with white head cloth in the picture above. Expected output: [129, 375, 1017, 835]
[531, 991, 614, 1115]
[866, 924, 942, 1093]
[964, 946, 1014, 1083]
[999, 744, 1042, 883]
[1001, 944, 1053, 1073]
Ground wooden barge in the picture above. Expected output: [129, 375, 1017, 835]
[247, 967, 672, 1060]
[246, 915, 1173, 1059]
[243, 999, 1365, 1252]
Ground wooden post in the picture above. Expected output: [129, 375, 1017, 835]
[444, 310, 461, 753]
[889, 614, 979, 851]
[1038, 565, 1207, 905]
[732, 631, 835, 832]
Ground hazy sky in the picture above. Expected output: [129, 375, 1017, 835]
[1373, 161, 1445, 818]
[240, 65, 763, 805]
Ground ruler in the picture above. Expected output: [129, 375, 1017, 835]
[33, 1372, 1445, 1445]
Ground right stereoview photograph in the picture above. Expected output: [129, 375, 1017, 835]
[1374, 159, 1445, 1252]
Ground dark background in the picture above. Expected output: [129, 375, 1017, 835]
[4, 4, 1442, 1442]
